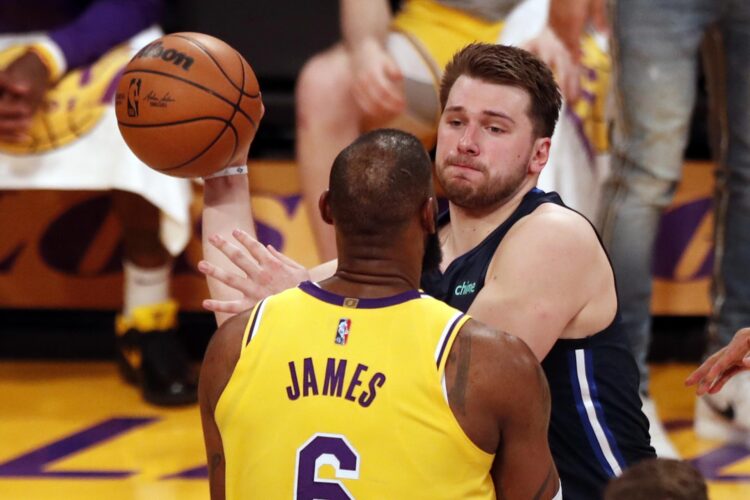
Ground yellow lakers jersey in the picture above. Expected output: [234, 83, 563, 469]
[215, 281, 495, 499]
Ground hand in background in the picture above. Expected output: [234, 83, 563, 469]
[0, 50, 50, 142]
[349, 38, 405, 123]
[686, 328, 750, 395]
[522, 26, 581, 103]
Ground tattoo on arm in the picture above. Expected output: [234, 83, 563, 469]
[448, 333, 472, 414]
[532, 464, 555, 500]
[210, 452, 224, 478]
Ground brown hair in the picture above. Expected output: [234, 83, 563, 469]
[604, 458, 708, 500]
[440, 43, 562, 138]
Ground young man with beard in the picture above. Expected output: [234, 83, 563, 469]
[199, 129, 560, 499]
[200, 44, 655, 499]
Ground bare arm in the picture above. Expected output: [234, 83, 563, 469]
[548, 0, 608, 59]
[467, 207, 616, 361]
[340, 0, 392, 47]
[198, 311, 251, 499]
[202, 175, 257, 326]
[445, 320, 559, 498]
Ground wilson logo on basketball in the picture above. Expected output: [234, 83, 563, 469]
[135, 41, 195, 71]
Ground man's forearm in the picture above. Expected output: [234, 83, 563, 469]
[340, 0, 392, 48]
[202, 174, 256, 325]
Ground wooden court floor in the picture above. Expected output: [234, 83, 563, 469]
[1, 361, 749, 499]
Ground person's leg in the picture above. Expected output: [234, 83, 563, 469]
[296, 45, 363, 262]
[296, 37, 441, 262]
[696, 3, 750, 434]
[598, 0, 711, 394]
[709, 3, 750, 355]
[111, 189, 196, 406]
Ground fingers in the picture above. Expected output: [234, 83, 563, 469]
[706, 366, 744, 395]
[267, 243, 305, 269]
[198, 258, 252, 294]
[685, 362, 711, 387]
[202, 298, 253, 315]
[352, 61, 405, 120]
[0, 72, 30, 97]
[0, 94, 33, 141]
[208, 233, 262, 277]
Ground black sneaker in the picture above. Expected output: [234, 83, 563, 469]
[115, 300, 197, 406]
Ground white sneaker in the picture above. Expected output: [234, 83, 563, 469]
[694, 371, 750, 444]
[641, 395, 680, 458]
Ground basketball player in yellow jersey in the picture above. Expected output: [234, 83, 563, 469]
[199, 129, 560, 499]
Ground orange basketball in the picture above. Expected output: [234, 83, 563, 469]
[115, 33, 262, 178]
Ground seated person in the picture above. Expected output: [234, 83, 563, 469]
[0, 0, 195, 405]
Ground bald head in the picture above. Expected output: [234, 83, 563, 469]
[327, 129, 434, 238]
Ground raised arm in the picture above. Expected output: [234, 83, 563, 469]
[446, 320, 559, 498]
[202, 172, 257, 326]
[468, 207, 617, 361]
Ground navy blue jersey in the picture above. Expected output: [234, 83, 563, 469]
[421, 188, 655, 499]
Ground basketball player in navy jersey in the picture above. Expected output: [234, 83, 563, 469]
[200, 44, 655, 499]
[199, 129, 560, 499]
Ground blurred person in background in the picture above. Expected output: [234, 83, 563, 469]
[296, 0, 611, 261]
[595, 0, 750, 445]
[0, 0, 196, 406]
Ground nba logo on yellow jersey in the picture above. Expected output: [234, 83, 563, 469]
[335, 319, 351, 345]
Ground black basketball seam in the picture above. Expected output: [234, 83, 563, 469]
[170, 34, 261, 99]
[117, 116, 231, 128]
[121, 68, 257, 128]
[221, 51, 245, 164]
[161, 121, 240, 172]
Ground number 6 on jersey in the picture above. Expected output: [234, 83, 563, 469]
[295, 433, 360, 499]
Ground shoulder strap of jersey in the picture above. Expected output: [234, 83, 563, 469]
[241, 298, 268, 349]
[434, 310, 471, 376]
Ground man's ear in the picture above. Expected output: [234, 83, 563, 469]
[318, 190, 334, 225]
[528, 136, 551, 175]
[421, 196, 437, 234]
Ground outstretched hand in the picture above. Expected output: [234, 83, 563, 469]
[198, 229, 310, 314]
[686, 328, 750, 395]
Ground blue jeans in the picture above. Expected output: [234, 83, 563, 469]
[598, 0, 750, 393]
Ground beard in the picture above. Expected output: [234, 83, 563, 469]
[421, 230, 443, 273]
[436, 153, 529, 211]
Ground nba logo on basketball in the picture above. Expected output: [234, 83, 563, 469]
[335, 319, 351, 345]
[127, 78, 141, 117]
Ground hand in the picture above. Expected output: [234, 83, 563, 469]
[548, 0, 609, 60]
[686, 328, 750, 395]
[522, 27, 581, 103]
[198, 229, 310, 314]
[349, 38, 405, 122]
[0, 50, 50, 142]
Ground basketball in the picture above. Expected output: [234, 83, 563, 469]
[115, 32, 262, 178]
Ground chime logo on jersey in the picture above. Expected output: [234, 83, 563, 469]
[335, 319, 351, 345]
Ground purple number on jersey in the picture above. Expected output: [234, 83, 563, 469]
[295, 433, 360, 499]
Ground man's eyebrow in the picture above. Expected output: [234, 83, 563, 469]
[483, 110, 515, 123]
[444, 106, 515, 123]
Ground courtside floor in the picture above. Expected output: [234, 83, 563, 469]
[0, 362, 749, 499]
